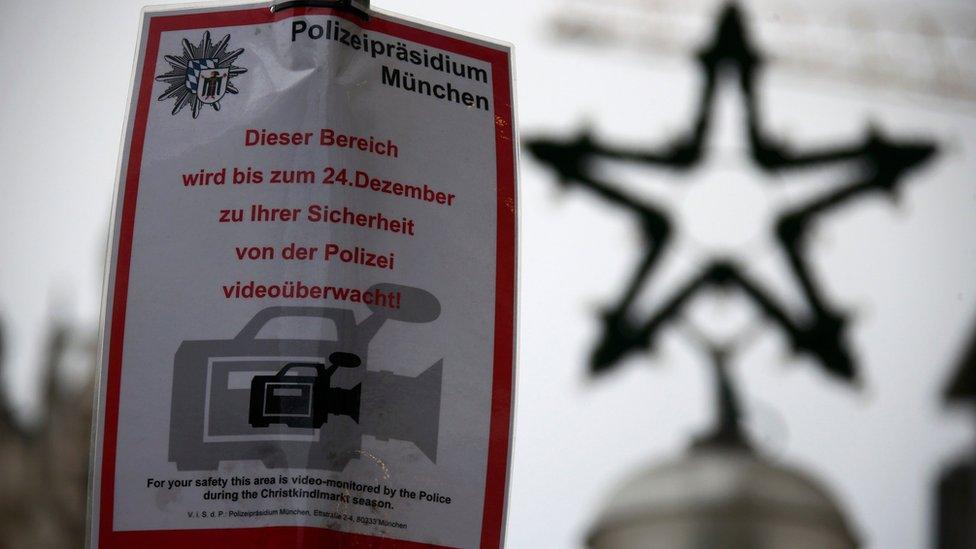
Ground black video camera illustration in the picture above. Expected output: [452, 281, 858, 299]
[249, 353, 362, 429]
[169, 283, 444, 472]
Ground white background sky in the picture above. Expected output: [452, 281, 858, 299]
[0, 0, 974, 548]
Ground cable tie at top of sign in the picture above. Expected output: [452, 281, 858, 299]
[271, 0, 370, 20]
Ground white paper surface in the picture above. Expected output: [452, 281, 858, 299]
[89, 4, 516, 548]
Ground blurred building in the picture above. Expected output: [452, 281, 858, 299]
[0, 318, 94, 548]
[587, 354, 860, 549]
[937, 330, 976, 549]
[588, 446, 859, 549]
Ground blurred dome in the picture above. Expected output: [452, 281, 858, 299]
[588, 447, 859, 549]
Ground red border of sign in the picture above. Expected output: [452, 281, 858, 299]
[97, 6, 516, 548]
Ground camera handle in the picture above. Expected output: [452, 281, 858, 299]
[329, 352, 361, 369]
[274, 362, 329, 379]
[276, 353, 361, 381]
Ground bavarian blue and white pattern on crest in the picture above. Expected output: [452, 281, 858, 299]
[185, 59, 219, 92]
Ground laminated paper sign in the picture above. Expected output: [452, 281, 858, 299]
[89, 3, 517, 548]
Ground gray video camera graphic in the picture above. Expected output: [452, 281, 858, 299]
[168, 284, 442, 472]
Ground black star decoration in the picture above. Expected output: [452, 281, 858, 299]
[527, 3, 937, 383]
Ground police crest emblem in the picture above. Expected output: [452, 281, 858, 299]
[155, 31, 247, 118]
